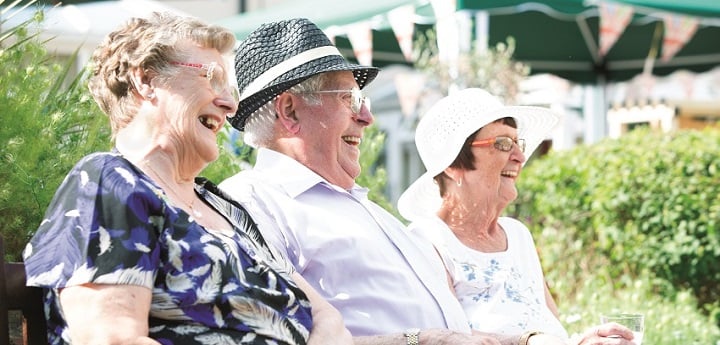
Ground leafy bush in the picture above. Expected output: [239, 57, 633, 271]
[200, 128, 253, 183]
[0, 8, 111, 260]
[507, 127, 720, 338]
[355, 124, 393, 213]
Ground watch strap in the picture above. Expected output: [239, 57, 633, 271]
[404, 328, 420, 345]
[519, 330, 543, 345]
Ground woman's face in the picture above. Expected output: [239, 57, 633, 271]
[152, 42, 238, 165]
[464, 121, 526, 207]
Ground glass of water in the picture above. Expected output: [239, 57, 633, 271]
[600, 313, 644, 345]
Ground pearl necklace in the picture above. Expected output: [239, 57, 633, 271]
[142, 161, 203, 218]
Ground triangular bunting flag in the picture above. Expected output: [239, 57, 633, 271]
[394, 71, 426, 118]
[598, 2, 634, 57]
[661, 14, 699, 62]
[388, 5, 416, 62]
[346, 21, 373, 66]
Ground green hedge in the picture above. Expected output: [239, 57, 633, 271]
[507, 127, 720, 341]
[1, 11, 111, 260]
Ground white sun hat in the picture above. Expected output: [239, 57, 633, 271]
[397, 88, 561, 222]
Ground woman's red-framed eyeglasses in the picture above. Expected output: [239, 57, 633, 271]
[471, 136, 526, 153]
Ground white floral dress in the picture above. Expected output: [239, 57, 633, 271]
[408, 216, 568, 338]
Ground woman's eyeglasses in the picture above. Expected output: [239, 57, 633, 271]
[171, 61, 240, 104]
[471, 136, 526, 153]
[298, 87, 371, 113]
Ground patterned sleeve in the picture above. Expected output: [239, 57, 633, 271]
[23, 153, 162, 289]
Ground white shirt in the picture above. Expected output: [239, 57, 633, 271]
[219, 148, 471, 336]
[409, 215, 569, 338]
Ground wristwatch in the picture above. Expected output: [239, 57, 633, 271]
[403, 328, 420, 345]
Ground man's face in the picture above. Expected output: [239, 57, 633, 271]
[293, 71, 374, 189]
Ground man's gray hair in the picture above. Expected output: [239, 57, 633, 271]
[242, 73, 330, 148]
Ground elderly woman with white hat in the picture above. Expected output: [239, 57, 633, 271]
[398, 88, 637, 345]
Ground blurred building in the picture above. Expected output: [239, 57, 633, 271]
[2, 0, 284, 74]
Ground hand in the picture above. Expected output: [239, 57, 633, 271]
[570, 322, 636, 345]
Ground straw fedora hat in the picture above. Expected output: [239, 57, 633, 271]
[229, 18, 379, 131]
[397, 88, 560, 222]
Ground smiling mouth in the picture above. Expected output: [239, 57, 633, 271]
[199, 115, 220, 132]
[342, 136, 361, 146]
[501, 171, 518, 178]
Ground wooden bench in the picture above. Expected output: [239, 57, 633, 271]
[0, 236, 47, 345]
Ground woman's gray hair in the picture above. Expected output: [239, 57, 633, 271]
[88, 12, 236, 137]
[242, 72, 330, 148]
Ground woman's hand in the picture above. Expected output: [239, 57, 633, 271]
[60, 283, 160, 345]
[569, 323, 636, 345]
[292, 272, 353, 345]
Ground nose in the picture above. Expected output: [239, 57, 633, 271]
[214, 89, 239, 115]
[512, 145, 526, 164]
[353, 102, 374, 126]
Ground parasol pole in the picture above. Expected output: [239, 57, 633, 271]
[642, 21, 663, 76]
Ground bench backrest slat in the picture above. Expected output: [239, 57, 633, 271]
[0, 236, 48, 345]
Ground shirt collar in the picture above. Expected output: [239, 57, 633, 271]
[253, 148, 367, 199]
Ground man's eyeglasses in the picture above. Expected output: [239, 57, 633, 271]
[471, 136, 526, 153]
[299, 87, 370, 113]
[171, 61, 240, 104]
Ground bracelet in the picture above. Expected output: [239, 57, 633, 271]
[518, 331, 543, 345]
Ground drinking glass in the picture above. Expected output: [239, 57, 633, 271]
[600, 313, 644, 345]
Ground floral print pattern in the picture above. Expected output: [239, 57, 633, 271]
[455, 257, 543, 331]
[413, 216, 568, 338]
[23, 152, 312, 345]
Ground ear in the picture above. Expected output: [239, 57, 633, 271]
[129, 67, 155, 101]
[443, 166, 464, 185]
[275, 92, 301, 134]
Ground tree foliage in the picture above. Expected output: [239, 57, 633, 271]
[414, 29, 530, 104]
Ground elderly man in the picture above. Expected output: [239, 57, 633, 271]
[220, 17, 504, 345]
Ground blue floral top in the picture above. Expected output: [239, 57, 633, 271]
[22, 152, 313, 345]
